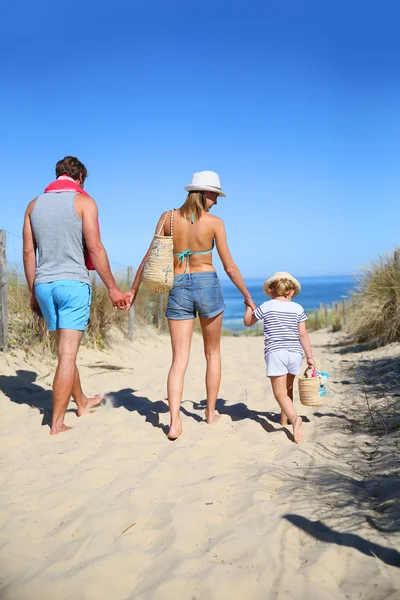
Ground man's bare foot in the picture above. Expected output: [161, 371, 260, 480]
[292, 416, 303, 443]
[168, 420, 183, 440]
[205, 409, 221, 424]
[50, 423, 72, 435]
[77, 394, 105, 417]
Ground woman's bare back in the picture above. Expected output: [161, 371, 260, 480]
[164, 210, 218, 274]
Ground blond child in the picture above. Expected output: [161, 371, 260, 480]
[244, 272, 316, 443]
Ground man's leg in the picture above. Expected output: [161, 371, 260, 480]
[51, 329, 82, 435]
[71, 367, 104, 416]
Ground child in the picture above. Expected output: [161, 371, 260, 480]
[244, 271, 316, 443]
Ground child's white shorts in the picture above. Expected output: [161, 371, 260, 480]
[266, 350, 303, 377]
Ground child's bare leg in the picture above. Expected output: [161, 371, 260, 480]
[270, 375, 303, 443]
[280, 373, 295, 426]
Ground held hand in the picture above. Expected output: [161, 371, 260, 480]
[109, 287, 130, 310]
[307, 357, 317, 370]
[124, 289, 137, 310]
[30, 293, 43, 318]
[244, 296, 256, 311]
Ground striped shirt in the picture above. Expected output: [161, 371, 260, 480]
[254, 299, 307, 356]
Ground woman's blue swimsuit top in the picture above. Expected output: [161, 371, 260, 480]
[173, 212, 215, 277]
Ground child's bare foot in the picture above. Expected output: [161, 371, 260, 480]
[292, 416, 303, 443]
[205, 408, 221, 424]
[168, 419, 183, 440]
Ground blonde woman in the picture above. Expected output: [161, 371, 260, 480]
[129, 171, 254, 439]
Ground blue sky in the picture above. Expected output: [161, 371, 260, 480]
[1, 0, 400, 278]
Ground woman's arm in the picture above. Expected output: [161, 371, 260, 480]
[214, 219, 254, 303]
[298, 322, 317, 369]
[128, 211, 169, 303]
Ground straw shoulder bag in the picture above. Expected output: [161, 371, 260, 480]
[298, 367, 326, 407]
[142, 209, 175, 294]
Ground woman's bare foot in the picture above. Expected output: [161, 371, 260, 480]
[292, 416, 303, 443]
[168, 419, 183, 440]
[205, 408, 221, 424]
[77, 394, 105, 417]
[280, 412, 289, 426]
[50, 423, 72, 435]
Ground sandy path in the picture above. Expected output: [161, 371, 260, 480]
[0, 328, 399, 600]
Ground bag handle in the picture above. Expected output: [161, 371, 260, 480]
[157, 209, 174, 237]
[303, 366, 316, 378]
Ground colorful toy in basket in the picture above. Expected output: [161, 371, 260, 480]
[315, 370, 330, 397]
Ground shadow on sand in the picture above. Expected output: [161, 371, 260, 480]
[190, 398, 311, 442]
[0, 369, 52, 427]
[284, 514, 400, 568]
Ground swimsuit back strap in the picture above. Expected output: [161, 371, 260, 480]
[173, 239, 215, 279]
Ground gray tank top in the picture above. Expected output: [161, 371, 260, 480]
[31, 192, 90, 285]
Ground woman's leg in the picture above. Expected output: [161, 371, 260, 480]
[280, 373, 295, 426]
[167, 318, 194, 439]
[270, 375, 303, 443]
[199, 312, 223, 424]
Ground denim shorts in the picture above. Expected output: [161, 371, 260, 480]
[35, 280, 92, 331]
[166, 272, 225, 320]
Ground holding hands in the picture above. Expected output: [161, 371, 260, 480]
[244, 296, 256, 311]
[109, 287, 134, 310]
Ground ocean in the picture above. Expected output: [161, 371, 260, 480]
[221, 275, 355, 331]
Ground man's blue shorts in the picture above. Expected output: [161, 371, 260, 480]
[166, 272, 225, 320]
[35, 280, 92, 332]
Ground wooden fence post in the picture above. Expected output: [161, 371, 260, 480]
[0, 230, 8, 350]
[324, 305, 329, 328]
[157, 294, 164, 330]
[127, 266, 134, 341]
[395, 249, 400, 271]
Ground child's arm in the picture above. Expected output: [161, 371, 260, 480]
[244, 305, 258, 327]
[298, 322, 317, 369]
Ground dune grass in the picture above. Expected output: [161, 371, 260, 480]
[8, 250, 400, 350]
[6, 267, 168, 352]
[348, 252, 400, 345]
[306, 305, 344, 332]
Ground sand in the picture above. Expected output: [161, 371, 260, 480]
[0, 327, 399, 600]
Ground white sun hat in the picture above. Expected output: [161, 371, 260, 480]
[262, 271, 301, 297]
[184, 171, 226, 197]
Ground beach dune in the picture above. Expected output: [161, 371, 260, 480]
[0, 328, 399, 600]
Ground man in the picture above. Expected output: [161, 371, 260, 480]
[23, 156, 129, 434]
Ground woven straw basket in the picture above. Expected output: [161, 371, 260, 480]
[298, 367, 326, 407]
[142, 210, 174, 294]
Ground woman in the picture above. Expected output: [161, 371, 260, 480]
[129, 171, 255, 439]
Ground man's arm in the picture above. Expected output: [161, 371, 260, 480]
[22, 200, 37, 292]
[79, 194, 128, 309]
[22, 200, 42, 316]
